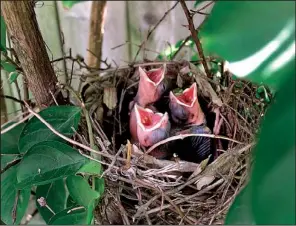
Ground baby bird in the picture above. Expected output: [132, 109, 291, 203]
[169, 83, 216, 164]
[134, 104, 171, 159]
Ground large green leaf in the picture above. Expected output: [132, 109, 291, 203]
[1, 165, 30, 225]
[16, 141, 88, 189]
[66, 175, 100, 208]
[36, 180, 67, 224]
[0, 16, 6, 52]
[1, 61, 17, 73]
[19, 106, 81, 154]
[48, 206, 87, 225]
[1, 122, 26, 154]
[199, 1, 295, 90]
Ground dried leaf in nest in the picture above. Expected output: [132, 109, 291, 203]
[103, 86, 117, 110]
[189, 62, 223, 107]
[95, 106, 104, 123]
[195, 175, 216, 190]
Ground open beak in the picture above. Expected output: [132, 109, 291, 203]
[134, 104, 168, 132]
[138, 64, 166, 87]
[169, 82, 197, 108]
[135, 64, 167, 106]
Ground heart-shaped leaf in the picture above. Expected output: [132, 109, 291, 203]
[0, 16, 6, 52]
[66, 175, 100, 208]
[19, 105, 81, 154]
[17, 141, 88, 189]
[1, 122, 26, 154]
[48, 206, 87, 225]
[36, 180, 67, 224]
[1, 165, 30, 224]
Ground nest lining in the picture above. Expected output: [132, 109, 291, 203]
[76, 60, 271, 225]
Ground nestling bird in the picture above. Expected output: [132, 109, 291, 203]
[129, 65, 167, 143]
[133, 104, 171, 159]
[168, 82, 216, 164]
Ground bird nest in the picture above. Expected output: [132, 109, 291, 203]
[76, 60, 271, 225]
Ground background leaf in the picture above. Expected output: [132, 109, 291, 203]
[8, 71, 20, 84]
[17, 141, 88, 189]
[36, 179, 67, 224]
[1, 122, 25, 154]
[1, 165, 30, 224]
[1, 61, 17, 73]
[19, 105, 81, 154]
[61, 0, 82, 10]
[48, 206, 87, 225]
[199, 1, 295, 90]
[0, 16, 6, 51]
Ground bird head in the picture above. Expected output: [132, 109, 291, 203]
[134, 104, 170, 147]
[135, 64, 167, 106]
[169, 82, 205, 125]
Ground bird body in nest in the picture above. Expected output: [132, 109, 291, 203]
[169, 82, 216, 164]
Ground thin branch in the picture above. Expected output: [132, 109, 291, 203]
[0, 95, 25, 105]
[180, 0, 211, 77]
[132, 1, 179, 62]
[145, 133, 243, 155]
[1, 158, 21, 174]
[1, 113, 32, 134]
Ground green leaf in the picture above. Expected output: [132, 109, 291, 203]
[36, 180, 67, 224]
[66, 175, 100, 208]
[1, 61, 16, 73]
[48, 206, 87, 225]
[78, 160, 102, 175]
[1, 122, 25, 154]
[1, 165, 30, 225]
[0, 16, 6, 52]
[94, 177, 105, 198]
[200, 1, 295, 89]
[61, 0, 82, 9]
[19, 105, 81, 154]
[66, 195, 77, 208]
[8, 71, 20, 84]
[226, 76, 295, 224]
[16, 141, 88, 189]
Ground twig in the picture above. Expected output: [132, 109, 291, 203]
[1, 158, 21, 174]
[100, 146, 124, 178]
[1, 113, 32, 134]
[12, 190, 20, 224]
[180, 0, 211, 77]
[171, 35, 191, 60]
[132, 1, 179, 62]
[0, 95, 25, 105]
[145, 133, 243, 155]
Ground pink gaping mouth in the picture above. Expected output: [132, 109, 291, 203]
[134, 104, 167, 131]
[139, 65, 166, 86]
[170, 83, 197, 107]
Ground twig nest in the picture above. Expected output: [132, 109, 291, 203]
[81, 60, 271, 225]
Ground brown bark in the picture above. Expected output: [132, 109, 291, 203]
[1, 1, 59, 108]
[87, 1, 107, 68]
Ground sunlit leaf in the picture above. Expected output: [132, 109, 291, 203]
[199, 1, 295, 89]
[8, 71, 20, 84]
[61, 0, 82, 10]
[1, 61, 16, 73]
